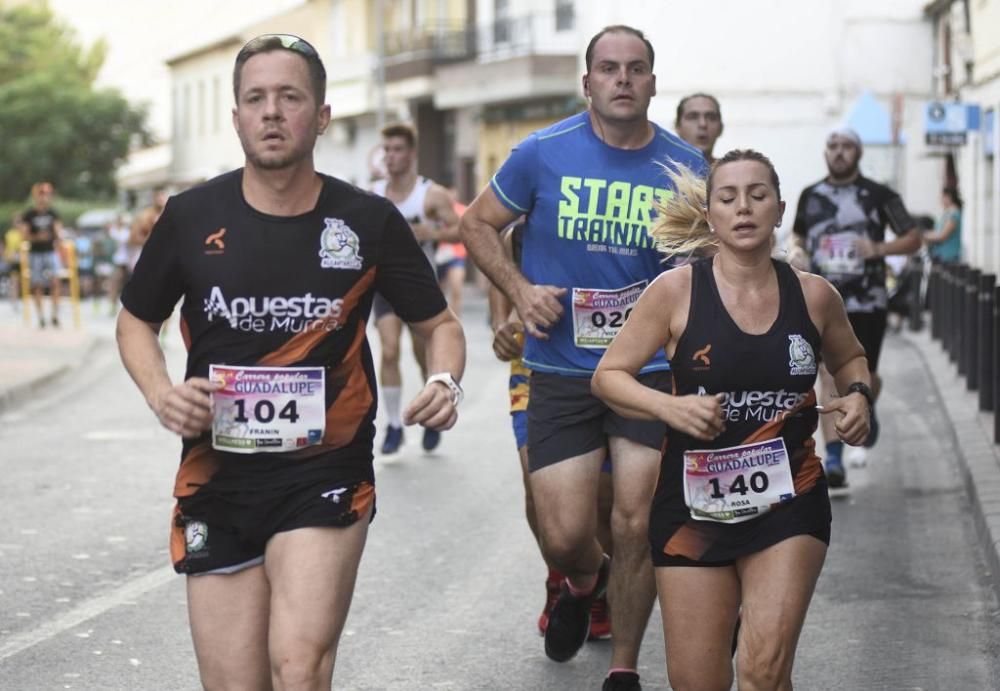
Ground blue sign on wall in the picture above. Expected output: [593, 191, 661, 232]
[925, 101, 981, 145]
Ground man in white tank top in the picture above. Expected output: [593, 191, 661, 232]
[373, 122, 461, 454]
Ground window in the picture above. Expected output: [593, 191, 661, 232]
[212, 77, 221, 133]
[330, 0, 347, 57]
[493, 0, 510, 44]
[197, 80, 205, 137]
[985, 109, 995, 159]
[556, 0, 574, 31]
[183, 84, 191, 140]
[172, 86, 180, 140]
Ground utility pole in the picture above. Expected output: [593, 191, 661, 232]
[375, 0, 387, 130]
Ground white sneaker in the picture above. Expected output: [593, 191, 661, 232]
[846, 446, 868, 468]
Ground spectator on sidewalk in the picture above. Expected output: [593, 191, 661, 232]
[2, 215, 23, 306]
[108, 214, 131, 313]
[129, 189, 168, 272]
[18, 182, 63, 328]
[923, 187, 962, 263]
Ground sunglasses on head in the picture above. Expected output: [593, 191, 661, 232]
[237, 34, 319, 61]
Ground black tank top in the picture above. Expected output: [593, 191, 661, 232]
[664, 257, 824, 500]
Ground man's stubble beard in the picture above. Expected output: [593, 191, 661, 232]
[828, 160, 859, 183]
[241, 127, 318, 172]
[595, 99, 648, 126]
[245, 144, 312, 171]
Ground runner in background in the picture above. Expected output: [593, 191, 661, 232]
[129, 188, 168, 273]
[790, 128, 919, 486]
[674, 93, 723, 165]
[372, 123, 462, 454]
[489, 221, 613, 642]
[435, 191, 468, 317]
[130, 189, 170, 341]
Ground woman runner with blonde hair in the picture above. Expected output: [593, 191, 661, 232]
[592, 149, 873, 689]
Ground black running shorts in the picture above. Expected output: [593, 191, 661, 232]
[651, 485, 831, 568]
[847, 309, 888, 371]
[526, 370, 669, 472]
[171, 457, 376, 575]
[372, 292, 395, 321]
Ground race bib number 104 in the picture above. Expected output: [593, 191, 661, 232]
[210, 364, 326, 453]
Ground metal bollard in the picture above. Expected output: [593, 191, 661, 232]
[995, 285, 1000, 444]
[929, 263, 940, 340]
[979, 274, 996, 411]
[953, 264, 967, 368]
[908, 258, 925, 332]
[965, 268, 981, 389]
[938, 263, 955, 354]
[944, 263, 956, 357]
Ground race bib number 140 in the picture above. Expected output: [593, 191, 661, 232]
[683, 438, 796, 523]
[210, 365, 326, 453]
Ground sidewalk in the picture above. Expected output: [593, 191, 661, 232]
[0, 300, 110, 413]
[902, 326, 1000, 591]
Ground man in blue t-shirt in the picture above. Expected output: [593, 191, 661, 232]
[461, 24, 705, 691]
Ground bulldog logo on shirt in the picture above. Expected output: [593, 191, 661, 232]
[185, 520, 208, 553]
[788, 335, 817, 376]
[319, 218, 363, 270]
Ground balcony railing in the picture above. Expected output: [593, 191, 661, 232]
[381, 9, 578, 80]
[472, 9, 577, 62]
[383, 21, 475, 66]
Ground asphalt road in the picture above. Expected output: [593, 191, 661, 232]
[2, 296, 999, 690]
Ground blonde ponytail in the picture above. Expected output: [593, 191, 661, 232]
[652, 149, 782, 261]
[651, 162, 717, 260]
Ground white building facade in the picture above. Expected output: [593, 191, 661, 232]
[586, 0, 940, 243]
[161, 0, 944, 220]
[927, 0, 1000, 274]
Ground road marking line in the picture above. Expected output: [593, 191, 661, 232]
[0, 566, 175, 661]
[83, 429, 159, 441]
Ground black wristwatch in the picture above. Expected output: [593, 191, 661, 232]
[845, 381, 875, 409]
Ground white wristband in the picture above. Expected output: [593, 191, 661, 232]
[426, 372, 463, 406]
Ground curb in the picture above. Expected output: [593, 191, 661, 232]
[901, 328, 1000, 594]
[0, 333, 105, 415]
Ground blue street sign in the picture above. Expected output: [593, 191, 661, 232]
[925, 101, 982, 146]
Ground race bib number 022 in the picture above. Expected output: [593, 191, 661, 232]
[210, 365, 325, 453]
[683, 438, 796, 523]
[571, 281, 646, 349]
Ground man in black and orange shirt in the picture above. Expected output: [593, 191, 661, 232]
[116, 34, 465, 689]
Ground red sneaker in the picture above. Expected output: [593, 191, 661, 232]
[537, 573, 562, 636]
[588, 593, 612, 640]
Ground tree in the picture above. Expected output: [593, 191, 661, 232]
[0, 1, 152, 202]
